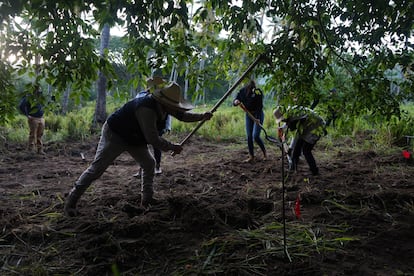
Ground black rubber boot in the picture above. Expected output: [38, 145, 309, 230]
[311, 167, 319, 176]
[141, 190, 160, 208]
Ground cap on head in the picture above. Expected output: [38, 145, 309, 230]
[152, 82, 194, 112]
[146, 76, 166, 90]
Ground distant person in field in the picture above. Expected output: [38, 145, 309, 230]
[19, 85, 45, 155]
[233, 80, 267, 163]
[134, 76, 172, 176]
[274, 105, 325, 176]
[64, 82, 213, 217]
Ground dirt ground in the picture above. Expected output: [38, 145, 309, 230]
[0, 133, 413, 275]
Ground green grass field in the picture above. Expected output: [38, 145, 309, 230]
[2, 100, 413, 152]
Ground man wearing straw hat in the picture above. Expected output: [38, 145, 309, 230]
[64, 82, 212, 216]
[134, 76, 172, 176]
[273, 105, 325, 176]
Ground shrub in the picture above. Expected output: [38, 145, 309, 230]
[46, 114, 63, 132]
[4, 115, 28, 143]
[64, 111, 93, 141]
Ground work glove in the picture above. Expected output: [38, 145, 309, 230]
[203, 112, 213, 121]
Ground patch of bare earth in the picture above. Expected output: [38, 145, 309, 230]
[1, 135, 413, 275]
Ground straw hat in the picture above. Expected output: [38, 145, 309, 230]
[273, 107, 284, 124]
[146, 76, 166, 89]
[152, 82, 194, 111]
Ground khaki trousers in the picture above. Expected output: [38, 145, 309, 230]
[28, 116, 45, 152]
[73, 122, 156, 199]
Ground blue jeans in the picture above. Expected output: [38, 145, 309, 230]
[245, 111, 266, 156]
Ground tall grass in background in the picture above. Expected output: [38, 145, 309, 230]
[378, 106, 414, 150]
[172, 105, 247, 142]
[2, 115, 28, 143]
[2, 99, 413, 151]
[317, 104, 414, 151]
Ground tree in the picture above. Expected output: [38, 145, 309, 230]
[0, 0, 413, 126]
[93, 23, 110, 128]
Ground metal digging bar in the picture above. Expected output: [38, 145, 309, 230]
[278, 126, 291, 261]
[172, 54, 266, 154]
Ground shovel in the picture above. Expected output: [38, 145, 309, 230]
[238, 102, 281, 146]
[239, 103, 293, 166]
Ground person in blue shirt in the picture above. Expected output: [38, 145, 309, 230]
[233, 80, 267, 163]
[134, 76, 172, 175]
[19, 86, 45, 154]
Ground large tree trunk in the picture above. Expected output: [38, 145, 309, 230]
[196, 49, 206, 105]
[93, 23, 110, 129]
[169, 63, 178, 82]
[184, 64, 189, 100]
[61, 86, 70, 114]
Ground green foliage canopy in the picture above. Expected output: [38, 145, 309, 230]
[0, 0, 413, 125]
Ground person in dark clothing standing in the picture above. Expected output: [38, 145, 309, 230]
[233, 80, 267, 163]
[19, 86, 45, 154]
[64, 82, 213, 216]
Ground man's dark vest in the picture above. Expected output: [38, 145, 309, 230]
[107, 95, 166, 145]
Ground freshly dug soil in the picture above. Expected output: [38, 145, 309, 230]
[1, 134, 413, 275]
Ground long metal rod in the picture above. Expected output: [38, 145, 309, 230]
[177, 54, 265, 147]
[281, 137, 287, 257]
[279, 126, 291, 262]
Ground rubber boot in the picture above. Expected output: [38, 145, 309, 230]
[155, 163, 162, 175]
[311, 167, 319, 176]
[289, 161, 297, 172]
[141, 191, 158, 208]
[28, 144, 36, 153]
[37, 146, 45, 155]
[64, 187, 84, 217]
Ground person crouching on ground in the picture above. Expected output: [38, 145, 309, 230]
[64, 82, 213, 217]
[273, 105, 325, 176]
